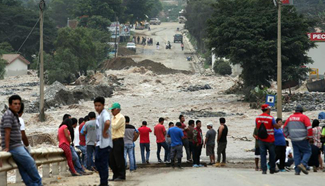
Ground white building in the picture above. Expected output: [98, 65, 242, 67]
[1, 54, 30, 76]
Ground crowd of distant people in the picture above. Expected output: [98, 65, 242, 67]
[2, 94, 325, 186]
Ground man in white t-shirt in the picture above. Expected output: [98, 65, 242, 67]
[284, 141, 294, 168]
[18, 103, 31, 152]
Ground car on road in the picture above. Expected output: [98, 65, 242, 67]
[178, 16, 187, 24]
[126, 42, 136, 52]
[150, 18, 161, 25]
[174, 34, 183, 43]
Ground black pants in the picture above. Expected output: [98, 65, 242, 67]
[188, 140, 194, 160]
[109, 138, 126, 179]
[217, 142, 227, 163]
[182, 138, 190, 160]
[193, 144, 202, 165]
[275, 146, 286, 170]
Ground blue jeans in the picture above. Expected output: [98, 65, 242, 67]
[292, 140, 312, 173]
[133, 143, 137, 170]
[70, 146, 84, 174]
[140, 143, 150, 163]
[86, 145, 96, 169]
[95, 146, 111, 185]
[259, 140, 276, 172]
[167, 142, 171, 161]
[124, 143, 135, 171]
[157, 141, 169, 162]
[9, 146, 42, 186]
[77, 145, 87, 167]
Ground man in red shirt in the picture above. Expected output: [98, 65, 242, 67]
[179, 115, 191, 162]
[138, 121, 152, 164]
[283, 105, 313, 175]
[154, 118, 169, 163]
[256, 104, 280, 174]
[192, 120, 203, 167]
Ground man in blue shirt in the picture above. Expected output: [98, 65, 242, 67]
[274, 118, 286, 172]
[167, 122, 184, 169]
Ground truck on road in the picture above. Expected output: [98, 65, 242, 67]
[149, 18, 161, 25]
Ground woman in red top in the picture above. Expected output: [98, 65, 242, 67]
[58, 119, 79, 176]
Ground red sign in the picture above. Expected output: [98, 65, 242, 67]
[282, 0, 290, 4]
[308, 33, 325, 41]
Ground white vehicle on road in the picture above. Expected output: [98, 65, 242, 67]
[149, 18, 161, 25]
[126, 42, 136, 52]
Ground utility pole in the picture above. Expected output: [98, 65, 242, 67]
[277, 0, 282, 119]
[39, 0, 45, 122]
[115, 16, 118, 58]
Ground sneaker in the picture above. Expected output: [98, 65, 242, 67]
[158, 160, 163, 163]
[146, 160, 150, 164]
[295, 172, 300, 175]
[262, 171, 267, 174]
[220, 163, 226, 167]
[297, 164, 308, 175]
[193, 164, 199, 168]
[178, 166, 183, 169]
[198, 164, 204, 167]
[214, 162, 221, 167]
[279, 169, 286, 172]
[313, 166, 317, 172]
[186, 160, 191, 163]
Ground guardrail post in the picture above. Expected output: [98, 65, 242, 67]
[42, 164, 50, 178]
[52, 162, 59, 176]
[16, 169, 22, 183]
[0, 172, 7, 186]
[60, 161, 67, 175]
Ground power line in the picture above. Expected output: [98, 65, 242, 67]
[17, 18, 40, 53]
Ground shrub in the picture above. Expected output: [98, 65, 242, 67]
[214, 61, 232, 75]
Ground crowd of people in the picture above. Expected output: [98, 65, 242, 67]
[2, 94, 325, 185]
[254, 104, 325, 175]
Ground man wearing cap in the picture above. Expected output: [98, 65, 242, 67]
[204, 123, 216, 165]
[283, 105, 312, 175]
[255, 104, 279, 174]
[109, 103, 126, 181]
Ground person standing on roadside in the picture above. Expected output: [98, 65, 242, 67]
[187, 120, 195, 161]
[179, 115, 191, 163]
[192, 120, 203, 167]
[166, 122, 174, 162]
[81, 112, 98, 171]
[168, 122, 184, 169]
[1, 95, 42, 185]
[205, 123, 216, 165]
[215, 118, 228, 167]
[181, 42, 184, 51]
[154, 118, 169, 163]
[253, 127, 260, 171]
[124, 116, 138, 172]
[138, 121, 152, 164]
[78, 118, 87, 167]
[312, 119, 323, 170]
[94, 97, 113, 186]
[18, 103, 31, 152]
[283, 105, 312, 175]
[109, 103, 126, 181]
[255, 104, 279, 174]
[274, 118, 286, 172]
[156, 42, 160, 50]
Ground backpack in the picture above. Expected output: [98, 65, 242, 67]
[258, 123, 268, 139]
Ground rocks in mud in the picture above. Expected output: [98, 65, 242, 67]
[282, 92, 325, 112]
[181, 109, 243, 118]
[28, 81, 114, 113]
[183, 84, 212, 92]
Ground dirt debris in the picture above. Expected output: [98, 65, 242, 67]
[118, 47, 136, 56]
[102, 57, 192, 75]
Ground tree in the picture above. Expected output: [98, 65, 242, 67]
[78, 15, 111, 31]
[185, 0, 215, 53]
[0, 53, 6, 79]
[0, 1, 57, 61]
[47, 0, 76, 27]
[55, 27, 108, 76]
[207, 0, 316, 88]
[0, 42, 14, 54]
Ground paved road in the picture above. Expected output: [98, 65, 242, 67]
[133, 22, 194, 71]
[23, 166, 324, 186]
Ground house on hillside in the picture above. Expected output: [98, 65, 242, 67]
[1, 54, 30, 76]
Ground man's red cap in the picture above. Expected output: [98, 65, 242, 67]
[261, 104, 271, 110]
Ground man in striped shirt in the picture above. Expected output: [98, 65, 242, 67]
[1, 95, 42, 186]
